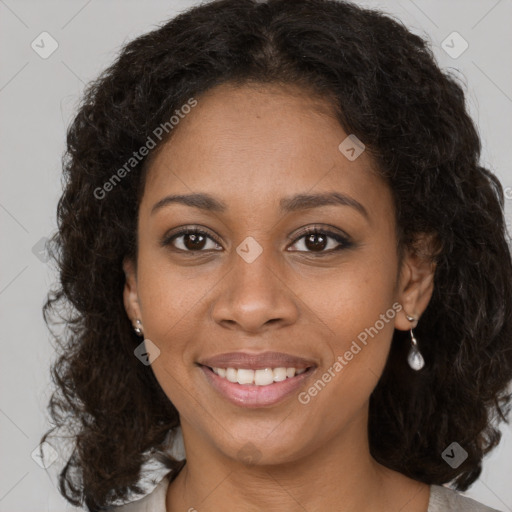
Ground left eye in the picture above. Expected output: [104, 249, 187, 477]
[288, 229, 351, 253]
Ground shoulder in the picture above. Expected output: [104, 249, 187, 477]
[428, 484, 504, 512]
[110, 474, 170, 512]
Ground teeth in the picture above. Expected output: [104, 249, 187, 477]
[226, 368, 238, 383]
[237, 368, 257, 385]
[211, 366, 308, 386]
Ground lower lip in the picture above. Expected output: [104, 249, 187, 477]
[199, 365, 316, 408]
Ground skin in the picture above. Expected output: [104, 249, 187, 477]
[123, 82, 436, 511]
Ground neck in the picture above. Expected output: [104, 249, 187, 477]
[166, 410, 430, 512]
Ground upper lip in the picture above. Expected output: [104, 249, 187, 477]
[198, 351, 317, 370]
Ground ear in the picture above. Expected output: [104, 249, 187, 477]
[395, 233, 439, 331]
[123, 256, 142, 325]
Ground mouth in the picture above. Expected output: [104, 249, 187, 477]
[198, 364, 317, 408]
[204, 365, 311, 385]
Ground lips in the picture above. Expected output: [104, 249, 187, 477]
[199, 364, 317, 408]
[197, 351, 318, 370]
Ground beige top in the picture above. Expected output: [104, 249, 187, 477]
[113, 474, 503, 511]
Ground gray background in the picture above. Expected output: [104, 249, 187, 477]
[1, 0, 511, 510]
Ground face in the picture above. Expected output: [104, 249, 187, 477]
[124, 82, 434, 466]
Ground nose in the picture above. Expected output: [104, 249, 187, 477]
[210, 248, 299, 334]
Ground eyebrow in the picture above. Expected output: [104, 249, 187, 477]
[151, 191, 369, 219]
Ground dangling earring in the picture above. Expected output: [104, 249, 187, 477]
[133, 319, 144, 337]
[405, 314, 425, 370]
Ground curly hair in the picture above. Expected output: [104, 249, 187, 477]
[40, 0, 512, 509]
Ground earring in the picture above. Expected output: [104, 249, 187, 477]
[133, 319, 144, 337]
[405, 314, 425, 371]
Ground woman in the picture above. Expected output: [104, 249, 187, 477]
[40, 0, 512, 510]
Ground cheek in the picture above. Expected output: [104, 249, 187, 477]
[135, 261, 204, 413]
[298, 246, 397, 338]
[133, 255, 205, 392]
[294, 284, 397, 435]
[295, 244, 399, 385]
[136, 245, 214, 339]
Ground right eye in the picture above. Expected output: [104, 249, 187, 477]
[161, 227, 223, 253]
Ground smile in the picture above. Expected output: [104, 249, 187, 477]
[210, 366, 307, 386]
[199, 364, 316, 408]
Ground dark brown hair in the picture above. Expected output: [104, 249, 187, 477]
[41, 0, 512, 510]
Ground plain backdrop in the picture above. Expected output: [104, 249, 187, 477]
[1, 0, 511, 510]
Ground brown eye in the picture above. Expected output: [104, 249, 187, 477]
[304, 232, 328, 251]
[288, 228, 352, 254]
[162, 228, 222, 252]
[182, 232, 207, 250]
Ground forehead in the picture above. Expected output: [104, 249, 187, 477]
[141, 82, 391, 221]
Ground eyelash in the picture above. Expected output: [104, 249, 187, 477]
[161, 226, 352, 255]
